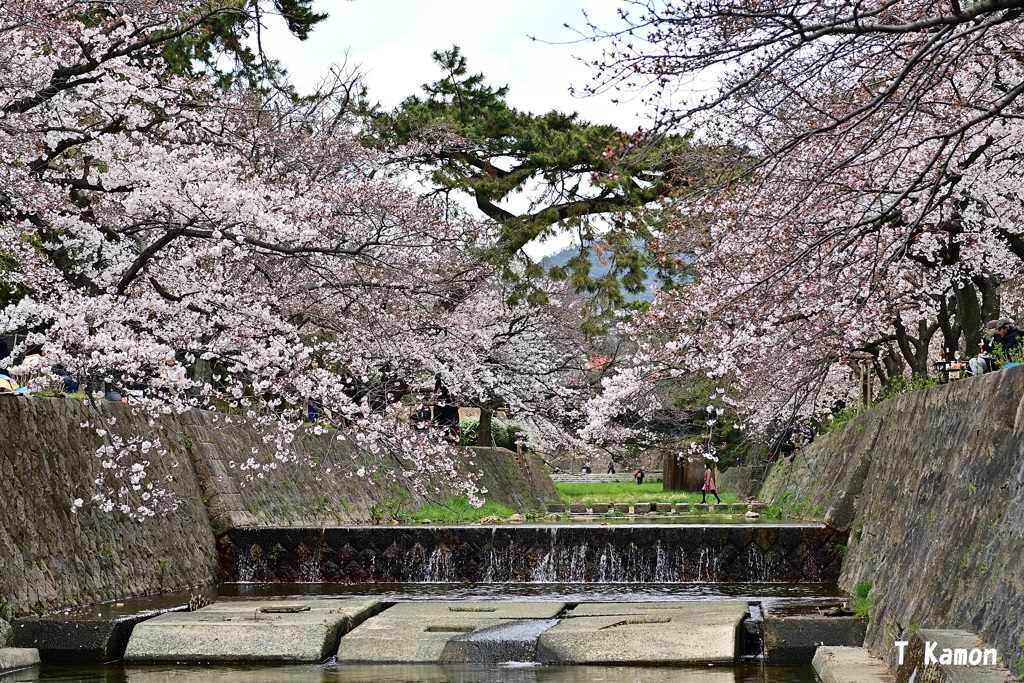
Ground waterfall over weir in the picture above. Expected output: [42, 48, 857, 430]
[219, 524, 841, 584]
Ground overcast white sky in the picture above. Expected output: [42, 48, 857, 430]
[258, 0, 651, 130]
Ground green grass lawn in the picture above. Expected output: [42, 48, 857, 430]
[555, 481, 740, 506]
[411, 496, 516, 523]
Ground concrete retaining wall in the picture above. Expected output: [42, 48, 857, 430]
[757, 367, 1024, 675]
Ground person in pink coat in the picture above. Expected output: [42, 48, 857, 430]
[701, 463, 722, 504]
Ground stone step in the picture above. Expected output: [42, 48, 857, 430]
[813, 646, 894, 683]
[536, 601, 749, 665]
[762, 608, 867, 665]
[13, 605, 184, 664]
[0, 648, 39, 675]
[124, 598, 381, 663]
[549, 473, 663, 482]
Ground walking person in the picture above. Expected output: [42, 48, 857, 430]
[701, 463, 722, 504]
[635, 467, 645, 485]
[606, 461, 616, 474]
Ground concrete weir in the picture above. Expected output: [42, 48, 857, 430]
[339, 601, 750, 666]
[219, 523, 841, 584]
[124, 598, 381, 663]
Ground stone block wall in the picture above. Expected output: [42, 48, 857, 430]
[757, 367, 1024, 675]
[0, 399, 219, 618]
[0, 399, 560, 616]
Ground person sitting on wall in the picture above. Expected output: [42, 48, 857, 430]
[993, 318, 1024, 368]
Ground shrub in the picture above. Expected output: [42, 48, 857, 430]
[852, 580, 875, 618]
[459, 416, 519, 450]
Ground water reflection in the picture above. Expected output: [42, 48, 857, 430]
[23, 663, 819, 683]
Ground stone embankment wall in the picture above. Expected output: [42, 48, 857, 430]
[758, 367, 1024, 674]
[0, 399, 219, 618]
[0, 398, 556, 617]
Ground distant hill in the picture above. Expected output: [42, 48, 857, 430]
[539, 243, 659, 303]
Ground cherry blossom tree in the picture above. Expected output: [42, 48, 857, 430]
[579, 0, 1024, 437]
[0, 1, 591, 516]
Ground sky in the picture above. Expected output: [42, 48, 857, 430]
[256, 1, 659, 257]
[258, 0, 650, 131]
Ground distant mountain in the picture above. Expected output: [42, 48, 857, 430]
[539, 243, 659, 303]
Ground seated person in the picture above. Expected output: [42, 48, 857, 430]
[993, 318, 1024, 368]
[969, 320, 998, 375]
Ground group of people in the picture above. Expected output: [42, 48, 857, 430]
[780, 421, 816, 461]
[0, 339, 189, 401]
[966, 318, 1024, 376]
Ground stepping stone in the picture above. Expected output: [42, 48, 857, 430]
[675, 503, 691, 513]
[749, 502, 767, 511]
[763, 612, 867, 665]
[614, 503, 630, 514]
[124, 598, 381, 663]
[632, 503, 651, 514]
[568, 504, 587, 514]
[546, 504, 565, 513]
[656, 503, 673, 513]
[537, 601, 749, 665]
[731, 503, 747, 512]
[813, 646, 893, 683]
[339, 602, 565, 663]
[13, 603, 187, 663]
[590, 503, 610, 514]
[713, 503, 730, 511]
[0, 648, 39, 675]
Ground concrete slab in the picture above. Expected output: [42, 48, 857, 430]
[894, 629, 1011, 683]
[338, 601, 565, 664]
[0, 648, 40, 674]
[813, 646, 893, 683]
[591, 503, 610, 514]
[536, 601, 748, 665]
[762, 614, 866, 665]
[124, 598, 381, 663]
[13, 604, 189, 664]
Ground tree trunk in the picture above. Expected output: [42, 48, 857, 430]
[476, 408, 494, 447]
[954, 279, 982, 354]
